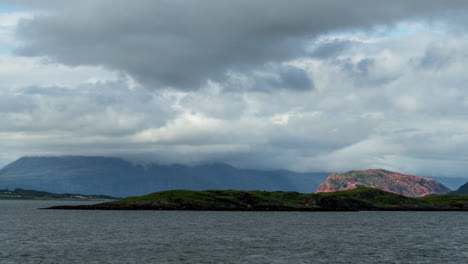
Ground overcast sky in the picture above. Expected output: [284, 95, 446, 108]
[1, 1, 468, 176]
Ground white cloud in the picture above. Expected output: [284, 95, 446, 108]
[0, 54, 119, 89]
[1, 7, 468, 178]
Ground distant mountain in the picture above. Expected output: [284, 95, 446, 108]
[316, 169, 451, 197]
[449, 182, 468, 194]
[0, 156, 328, 197]
[428, 177, 468, 190]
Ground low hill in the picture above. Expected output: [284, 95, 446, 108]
[316, 169, 451, 197]
[47, 188, 468, 211]
[0, 156, 328, 197]
[449, 182, 468, 194]
[0, 188, 116, 200]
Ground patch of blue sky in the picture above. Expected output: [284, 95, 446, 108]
[0, 5, 25, 13]
[306, 24, 414, 53]
[388, 26, 410, 37]
[325, 24, 412, 39]
[0, 45, 12, 54]
[373, 25, 411, 38]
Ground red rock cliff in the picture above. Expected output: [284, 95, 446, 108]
[316, 169, 451, 197]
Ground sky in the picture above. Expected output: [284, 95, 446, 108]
[1, 1, 468, 176]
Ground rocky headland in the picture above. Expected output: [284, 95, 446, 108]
[316, 169, 451, 197]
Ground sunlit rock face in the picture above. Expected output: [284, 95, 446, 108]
[316, 169, 451, 197]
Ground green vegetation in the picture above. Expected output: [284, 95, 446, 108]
[48, 187, 468, 211]
[306, 187, 424, 208]
[419, 194, 468, 208]
[113, 187, 468, 210]
[118, 190, 308, 208]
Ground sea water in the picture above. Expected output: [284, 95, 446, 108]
[0, 200, 467, 263]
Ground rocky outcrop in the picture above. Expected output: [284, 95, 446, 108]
[316, 169, 451, 197]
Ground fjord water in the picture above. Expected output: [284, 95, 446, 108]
[1, 200, 467, 264]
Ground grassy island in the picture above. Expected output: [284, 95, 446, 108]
[46, 187, 468, 211]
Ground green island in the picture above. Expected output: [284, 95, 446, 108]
[0, 188, 118, 201]
[46, 187, 468, 211]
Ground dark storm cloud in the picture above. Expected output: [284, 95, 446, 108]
[13, 0, 468, 90]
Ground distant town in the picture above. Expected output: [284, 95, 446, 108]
[0, 188, 117, 201]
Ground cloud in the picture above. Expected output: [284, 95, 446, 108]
[222, 64, 314, 92]
[2, 3, 468, 178]
[0, 0, 92, 10]
[308, 39, 353, 59]
[417, 41, 462, 70]
[0, 12, 32, 53]
[0, 54, 119, 89]
[12, 0, 468, 90]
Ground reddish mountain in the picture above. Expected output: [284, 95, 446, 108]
[316, 169, 451, 197]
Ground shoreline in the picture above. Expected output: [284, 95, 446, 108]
[44, 203, 468, 212]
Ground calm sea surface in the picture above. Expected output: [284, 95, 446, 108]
[0, 200, 467, 264]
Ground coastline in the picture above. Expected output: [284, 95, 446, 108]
[43, 188, 468, 212]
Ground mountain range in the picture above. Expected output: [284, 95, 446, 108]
[0, 156, 328, 197]
[0, 156, 466, 197]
